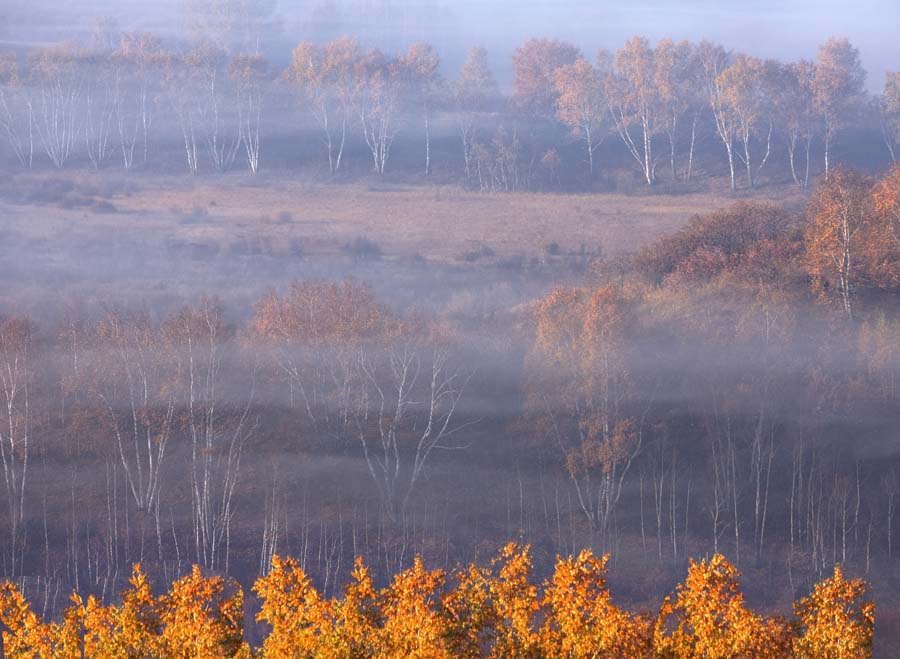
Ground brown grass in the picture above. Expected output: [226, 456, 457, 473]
[1, 170, 808, 263]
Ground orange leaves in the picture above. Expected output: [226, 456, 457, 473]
[540, 549, 651, 659]
[253, 555, 328, 658]
[655, 554, 791, 659]
[512, 38, 581, 116]
[803, 168, 887, 317]
[0, 582, 46, 658]
[160, 565, 244, 659]
[378, 557, 448, 659]
[794, 565, 874, 659]
[249, 280, 393, 347]
[0, 552, 881, 659]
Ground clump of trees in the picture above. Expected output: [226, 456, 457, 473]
[0, 547, 875, 659]
[0, 29, 893, 188]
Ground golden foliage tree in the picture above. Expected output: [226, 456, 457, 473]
[654, 554, 791, 659]
[793, 565, 874, 659]
[540, 549, 651, 659]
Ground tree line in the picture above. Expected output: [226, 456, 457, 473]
[0, 31, 898, 188]
[0, 547, 875, 659]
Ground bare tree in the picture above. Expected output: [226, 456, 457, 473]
[228, 53, 268, 174]
[0, 52, 34, 168]
[0, 317, 32, 578]
[165, 299, 257, 573]
[27, 44, 84, 169]
[113, 32, 165, 170]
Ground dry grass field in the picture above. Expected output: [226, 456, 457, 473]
[0, 169, 808, 317]
[1, 170, 808, 256]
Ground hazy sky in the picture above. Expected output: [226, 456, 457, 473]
[2, 0, 897, 89]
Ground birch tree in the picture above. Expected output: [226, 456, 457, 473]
[878, 72, 900, 164]
[164, 299, 257, 573]
[113, 32, 165, 170]
[554, 58, 606, 177]
[527, 286, 641, 537]
[399, 43, 440, 176]
[27, 44, 83, 169]
[606, 36, 661, 185]
[0, 53, 34, 168]
[356, 48, 402, 175]
[698, 41, 739, 190]
[0, 317, 32, 579]
[286, 38, 359, 174]
[228, 53, 268, 174]
[718, 55, 778, 188]
[452, 46, 497, 182]
[654, 39, 703, 181]
[777, 60, 818, 188]
[813, 37, 866, 179]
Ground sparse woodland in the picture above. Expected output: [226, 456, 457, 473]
[5, 8, 900, 659]
[0, 27, 896, 188]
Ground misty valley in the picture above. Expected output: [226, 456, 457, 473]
[1, 1, 900, 657]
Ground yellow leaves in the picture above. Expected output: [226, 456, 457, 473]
[540, 549, 651, 659]
[377, 557, 448, 659]
[161, 565, 244, 659]
[655, 554, 791, 659]
[794, 565, 874, 659]
[254, 555, 327, 659]
[0, 581, 46, 659]
[0, 553, 880, 659]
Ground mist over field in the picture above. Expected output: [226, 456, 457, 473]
[1, 0, 900, 657]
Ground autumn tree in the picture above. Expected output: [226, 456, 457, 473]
[607, 36, 661, 185]
[228, 52, 268, 173]
[377, 557, 449, 659]
[698, 41, 740, 189]
[112, 32, 166, 170]
[554, 58, 606, 177]
[512, 38, 580, 118]
[528, 286, 640, 535]
[399, 43, 440, 176]
[718, 55, 779, 188]
[654, 554, 791, 659]
[253, 555, 328, 658]
[654, 39, 704, 181]
[804, 168, 875, 319]
[356, 48, 403, 174]
[793, 565, 874, 659]
[160, 565, 245, 659]
[453, 46, 497, 181]
[286, 38, 359, 173]
[0, 580, 47, 659]
[540, 550, 651, 659]
[878, 72, 900, 163]
[486, 543, 540, 659]
[778, 60, 818, 187]
[813, 38, 866, 179]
